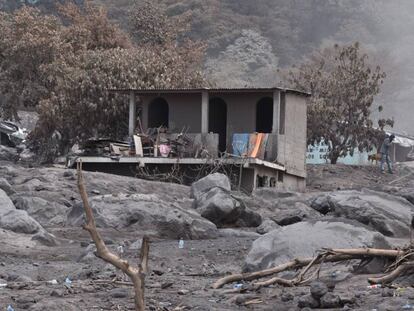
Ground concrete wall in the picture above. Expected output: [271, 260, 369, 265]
[141, 94, 202, 133]
[279, 173, 306, 192]
[277, 92, 307, 178]
[218, 92, 273, 151]
[306, 141, 375, 165]
[141, 92, 276, 151]
[241, 165, 306, 193]
[392, 144, 412, 162]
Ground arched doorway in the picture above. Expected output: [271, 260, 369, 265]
[256, 97, 273, 133]
[209, 97, 227, 153]
[148, 97, 169, 128]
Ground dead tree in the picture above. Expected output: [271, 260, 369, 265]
[213, 248, 407, 289]
[77, 161, 149, 311]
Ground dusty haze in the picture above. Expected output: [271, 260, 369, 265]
[1, 0, 413, 135]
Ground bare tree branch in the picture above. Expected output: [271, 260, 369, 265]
[213, 248, 405, 289]
[77, 161, 148, 311]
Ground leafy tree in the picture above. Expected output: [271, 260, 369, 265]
[286, 42, 393, 164]
[58, 2, 131, 51]
[129, 0, 189, 45]
[0, 2, 206, 161]
[0, 7, 65, 120]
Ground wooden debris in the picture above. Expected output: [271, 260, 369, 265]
[213, 247, 408, 290]
[77, 161, 150, 311]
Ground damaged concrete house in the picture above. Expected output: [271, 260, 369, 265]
[72, 87, 309, 192]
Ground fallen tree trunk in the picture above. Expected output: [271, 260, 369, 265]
[213, 253, 355, 289]
[213, 248, 406, 289]
[368, 261, 414, 284]
[77, 161, 149, 311]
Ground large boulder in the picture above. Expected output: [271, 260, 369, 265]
[67, 193, 218, 239]
[271, 201, 321, 226]
[311, 190, 414, 237]
[244, 218, 389, 272]
[190, 173, 231, 200]
[0, 188, 16, 211]
[13, 196, 67, 226]
[0, 209, 43, 234]
[191, 174, 261, 227]
[256, 218, 280, 234]
[242, 189, 321, 226]
[195, 187, 244, 225]
[0, 177, 15, 195]
[13, 178, 44, 192]
[193, 188, 261, 227]
[0, 189, 56, 246]
[396, 188, 414, 205]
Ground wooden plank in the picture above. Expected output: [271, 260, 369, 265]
[133, 135, 143, 157]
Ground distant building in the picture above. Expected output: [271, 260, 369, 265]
[307, 131, 414, 165]
[385, 131, 414, 162]
[73, 87, 309, 192]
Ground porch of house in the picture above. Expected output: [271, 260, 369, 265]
[69, 87, 307, 192]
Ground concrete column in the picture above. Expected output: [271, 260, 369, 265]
[141, 99, 148, 131]
[201, 91, 209, 133]
[128, 92, 136, 136]
[272, 90, 280, 134]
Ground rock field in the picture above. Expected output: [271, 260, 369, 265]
[1, 158, 414, 310]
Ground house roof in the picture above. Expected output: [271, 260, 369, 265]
[386, 131, 414, 148]
[109, 87, 311, 97]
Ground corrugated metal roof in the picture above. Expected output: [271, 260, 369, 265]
[386, 131, 414, 148]
[108, 87, 311, 97]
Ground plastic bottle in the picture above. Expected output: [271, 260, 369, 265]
[233, 283, 243, 290]
[367, 284, 382, 289]
[6, 305, 15, 311]
[178, 238, 184, 249]
[117, 245, 124, 255]
[65, 277, 72, 285]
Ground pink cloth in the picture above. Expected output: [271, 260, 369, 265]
[159, 144, 171, 157]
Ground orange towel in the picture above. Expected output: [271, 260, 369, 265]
[250, 133, 263, 158]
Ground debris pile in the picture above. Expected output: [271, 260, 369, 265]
[0, 120, 27, 147]
[73, 127, 217, 159]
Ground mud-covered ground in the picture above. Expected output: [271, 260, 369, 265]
[307, 162, 414, 192]
[1, 162, 414, 310]
[0, 227, 257, 310]
[2, 228, 413, 311]
[3, 227, 413, 311]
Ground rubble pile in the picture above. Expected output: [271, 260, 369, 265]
[72, 130, 216, 159]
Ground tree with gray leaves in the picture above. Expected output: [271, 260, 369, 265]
[287, 42, 393, 164]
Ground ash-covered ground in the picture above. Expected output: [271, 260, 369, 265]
[1, 153, 414, 311]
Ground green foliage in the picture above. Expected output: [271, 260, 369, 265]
[287, 42, 393, 164]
